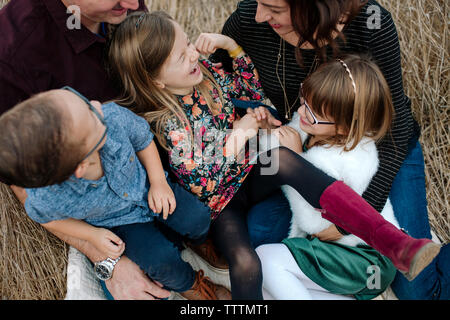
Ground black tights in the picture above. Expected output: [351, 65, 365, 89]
[210, 147, 336, 299]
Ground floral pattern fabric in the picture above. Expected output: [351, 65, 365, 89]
[164, 55, 264, 219]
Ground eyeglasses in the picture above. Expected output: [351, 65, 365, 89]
[61, 86, 107, 160]
[299, 84, 335, 126]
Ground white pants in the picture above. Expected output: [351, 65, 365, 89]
[256, 243, 355, 300]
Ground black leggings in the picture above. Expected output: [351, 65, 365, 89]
[210, 147, 336, 299]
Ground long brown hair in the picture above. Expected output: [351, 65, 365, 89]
[302, 54, 394, 151]
[108, 11, 224, 149]
[286, 0, 367, 65]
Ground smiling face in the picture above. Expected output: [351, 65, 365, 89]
[255, 0, 295, 39]
[297, 100, 339, 139]
[155, 20, 203, 95]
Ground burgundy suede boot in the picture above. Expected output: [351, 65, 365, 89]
[318, 181, 441, 281]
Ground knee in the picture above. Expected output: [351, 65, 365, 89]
[256, 245, 279, 271]
[183, 203, 211, 240]
[230, 248, 262, 278]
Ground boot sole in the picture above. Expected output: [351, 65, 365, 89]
[402, 242, 441, 281]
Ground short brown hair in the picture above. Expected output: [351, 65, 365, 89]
[302, 54, 394, 151]
[0, 92, 84, 188]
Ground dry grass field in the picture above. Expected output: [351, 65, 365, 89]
[0, 0, 448, 299]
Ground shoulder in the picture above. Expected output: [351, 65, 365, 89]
[346, 0, 396, 37]
[235, 0, 258, 21]
[0, 0, 52, 62]
[224, 0, 261, 34]
[102, 102, 147, 126]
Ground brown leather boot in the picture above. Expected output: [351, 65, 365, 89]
[179, 270, 231, 300]
[186, 239, 229, 272]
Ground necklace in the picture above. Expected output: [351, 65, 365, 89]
[275, 38, 319, 121]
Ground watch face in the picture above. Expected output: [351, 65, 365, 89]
[95, 263, 112, 281]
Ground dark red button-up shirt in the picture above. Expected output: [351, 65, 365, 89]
[0, 0, 146, 114]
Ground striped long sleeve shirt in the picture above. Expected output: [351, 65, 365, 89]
[211, 0, 420, 213]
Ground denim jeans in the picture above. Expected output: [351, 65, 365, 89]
[100, 177, 211, 299]
[389, 139, 449, 300]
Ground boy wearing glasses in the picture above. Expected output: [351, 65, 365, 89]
[0, 88, 230, 300]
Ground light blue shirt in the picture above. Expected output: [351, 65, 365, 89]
[25, 102, 158, 228]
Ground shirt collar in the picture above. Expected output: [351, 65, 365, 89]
[42, 0, 106, 54]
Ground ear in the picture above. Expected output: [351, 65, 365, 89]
[74, 160, 89, 179]
[154, 80, 166, 90]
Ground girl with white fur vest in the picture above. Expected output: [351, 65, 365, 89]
[255, 55, 415, 300]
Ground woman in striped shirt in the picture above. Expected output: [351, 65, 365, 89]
[212, 0, 448, 300]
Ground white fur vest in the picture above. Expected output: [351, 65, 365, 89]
[259, 112, 399, 247]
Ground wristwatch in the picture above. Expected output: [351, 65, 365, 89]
[94, 256, 121, 281]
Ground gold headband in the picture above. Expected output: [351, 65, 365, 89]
[337, 59, 356, 94]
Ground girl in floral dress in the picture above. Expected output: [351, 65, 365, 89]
[108, 11, 440, 299]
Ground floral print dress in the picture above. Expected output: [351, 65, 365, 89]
[164, 54, 264, 219]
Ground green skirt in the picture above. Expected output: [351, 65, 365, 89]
[282, 236, 397, 300]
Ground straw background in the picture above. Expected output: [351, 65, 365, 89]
[0, 0, 448, 300]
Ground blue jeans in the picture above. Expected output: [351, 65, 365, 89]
[389, 139, 449, 300]
[100, 178, 211, 299]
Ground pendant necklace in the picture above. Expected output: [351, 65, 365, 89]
[275, 38, 319, 121]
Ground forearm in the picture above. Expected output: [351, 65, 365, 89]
[137, 140, 166, 184]
[224, 129, 252, 158]
[10, 186, 105, 261]
[45, 227, 106, 262]
[42, 218, 97, 242]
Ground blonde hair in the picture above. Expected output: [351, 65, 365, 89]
[108, 11, 224, 150]
[302, 54, 394, 151]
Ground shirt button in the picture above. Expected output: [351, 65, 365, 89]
[129, 156, 135, 162]
[123, 192, 128, 198]
[91, 184, 98, 188]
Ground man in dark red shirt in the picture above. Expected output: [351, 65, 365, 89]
[0, 0, 171, 300]
[0, 0, 144, 114]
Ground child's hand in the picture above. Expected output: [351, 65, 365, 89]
[312, 225, 343, 242]
[247, 106, 282, 130]
[232, 113, 259, 139]
[92, 228, 125, 259]
[195, 33, 238, 55]
[273, 126, 302, 154]
[148, 181, 176, 220]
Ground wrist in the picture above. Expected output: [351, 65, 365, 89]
[228, 44, 243, 59]
[94, 255, 122, 281]
[148, 175, 167, 185]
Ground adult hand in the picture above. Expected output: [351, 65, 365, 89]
[105, 256, 171, 300]
[273, 126, 302, 154]
[247, 106, 282, 129]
